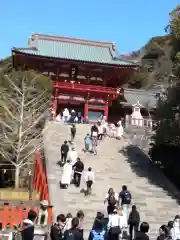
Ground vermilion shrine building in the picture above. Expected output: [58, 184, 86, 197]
[12, 33, 138, 121]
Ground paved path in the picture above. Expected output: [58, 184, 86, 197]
[43, 122, 180, 239]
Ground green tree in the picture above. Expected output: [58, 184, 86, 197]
[166, 5, 180, 76]
[0, 70, 52, 188]
[149, 6, 180, 188]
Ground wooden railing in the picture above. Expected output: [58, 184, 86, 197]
[0, 151, 52, 230]
[33, 151, 49, 201]
[53, 81, 119, 95]
[0, 205, 39, 229]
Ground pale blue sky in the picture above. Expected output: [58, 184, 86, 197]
[0, 0, 179, 59]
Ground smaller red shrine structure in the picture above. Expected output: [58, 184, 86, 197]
[12, 33, 137, 121]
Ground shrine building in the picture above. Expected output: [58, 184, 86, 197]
[12, 33, 138, 121]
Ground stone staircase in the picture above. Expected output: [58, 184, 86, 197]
[43, 122, 180, 239]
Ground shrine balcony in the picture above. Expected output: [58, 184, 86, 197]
[53, 81, 120, 98]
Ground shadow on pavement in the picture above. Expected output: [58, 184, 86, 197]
[119, 145, 180, 205]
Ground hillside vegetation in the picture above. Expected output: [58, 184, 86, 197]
[148, 5, 180, 190]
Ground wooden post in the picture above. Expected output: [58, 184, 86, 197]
[104, 101, 109, 120]
[84, 101, 88, 119]
[52, 88, 58, 120]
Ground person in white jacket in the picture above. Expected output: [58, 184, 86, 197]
[84, 167, 95, 195]
[172, 215, 180, 240]
[107, 208, 124, 240]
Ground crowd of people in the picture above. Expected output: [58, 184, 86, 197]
[10, 116, 180, 240]
[56, 108, 88, 124]
[12, 187, 180, 240]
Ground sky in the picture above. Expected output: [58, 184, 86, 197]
[0, 0, 179, 59]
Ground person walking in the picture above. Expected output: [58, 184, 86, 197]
[107, 208, 122, 240]
[88, 218, 106, 240]
[91, 137, 98, 155]
[60, 160, 73, 189]
[50, 214, 67, 240]
[72, 158, 84, 187]
[84, 167, 95, 195]
[104, 188, 118, 215]
[71, 124, 76, 142]
[60, 141, 69, 166]
[157, 225, 169, 240]
[136, 222, 150, 240]
[119, 185, 132, 227]
[84, 134, 91, 152]
[20, 210, 37, 240]
[91, 125, 98, 138]
[64, 217, 83, 240]
[128, 205, 140, 240]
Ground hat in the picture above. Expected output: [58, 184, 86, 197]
[40, 200, 49, 206]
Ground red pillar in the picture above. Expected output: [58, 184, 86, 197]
[104, 101, 109, 120]
[84, 101, 88, 119]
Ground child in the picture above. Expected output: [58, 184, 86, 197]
[84, 134, 91, 152]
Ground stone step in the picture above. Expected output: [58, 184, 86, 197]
[44, 122, 180, 240]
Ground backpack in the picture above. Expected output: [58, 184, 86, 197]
[124, 191, 131, 203]
[108, 194, 117, 206]
[64, 230, 75, 240]
[91, 230, 105, 240]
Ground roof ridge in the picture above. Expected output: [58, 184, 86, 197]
[32, 33, 113, 48]
[124, 88, 155, 94]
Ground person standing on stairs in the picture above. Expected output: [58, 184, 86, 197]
[64, 217, 84, 240]
[91, 124, 99, 138]
[128, 205, 140, 240]
[68, 146, 78, 165]
[72, 158, 84, 187]
[50, 214, 67, 240]
[60, 141, 69, 166]
[76, 210, 85, 235]
[60, 159, 73, 189]
[71, 124, 76, 142]
[104, 188, 118, 215]
[84, 167, 95, 195]
[135, 222, 150, 240]
[119, 185, 132, 227]
[88, 218, 106, 240]
[91, 136, 98, 155]
[84, 133, 91, 152]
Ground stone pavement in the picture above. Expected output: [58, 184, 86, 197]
[43, 122, 180, 239]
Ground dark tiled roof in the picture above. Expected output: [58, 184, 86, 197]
[13, 33, 136, 66]
[123, 88, 158, 108]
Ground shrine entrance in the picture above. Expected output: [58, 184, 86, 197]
[56, 101, 84, 117]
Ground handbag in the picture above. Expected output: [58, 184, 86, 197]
[110, 217, 121, 235]
[110, 225, 121, 235]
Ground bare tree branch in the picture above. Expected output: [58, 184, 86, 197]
[0, 71, 52, 188]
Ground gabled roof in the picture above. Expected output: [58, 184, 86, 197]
[123, 88, 158, 108]
[13, 33, 135, 66]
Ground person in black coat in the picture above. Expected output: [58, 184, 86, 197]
[60, 141, 69, 165]
[128, 205, 140, 240]
[64, 217, 84, 240]
[72, 158, 84, 187]
[91, 125, 98, 137]
[50, 214, 66, 240]
[135, 222, 149, 240]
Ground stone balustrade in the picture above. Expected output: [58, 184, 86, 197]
[125, 115, 154, 129]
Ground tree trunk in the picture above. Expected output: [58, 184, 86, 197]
[15, 166, 20, 189]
